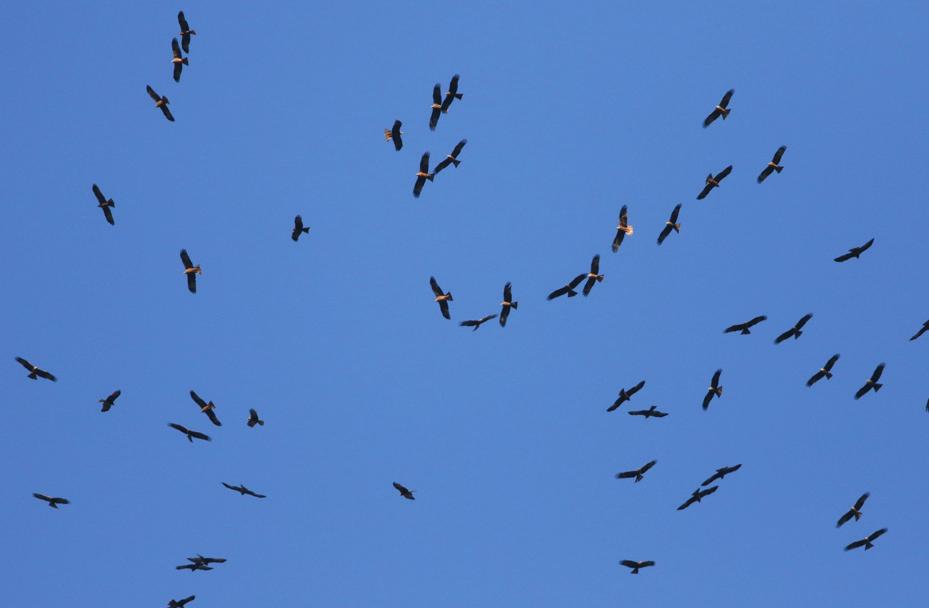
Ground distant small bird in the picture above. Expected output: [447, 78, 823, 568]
[413, 152, 435, 198]
[724, 315, 767, 335]
[582, 254, 605, 296]
[91, 184, 116, 225]
[168, 423, 211, 443]
[757, 146, 787, 183]
[98, 389, 122, 413]
[677, 485, 719, 511]
[384, 120, 403, 151]
[392, 481, 415, 500]
[177, 11, 197, 54]
[221, 482, 266, 499]
[702, 369, 723, 410]
[908, 319, 929, 342]
[33, 493, 70, 509]
[607, 380, 646, 412]
[176, 563, 212, 572]
[844, 528, 887, 551]
[187, 555, 226, 566]
[147, 85, 174, 122]
[190, 390, 222, 426]
[836, 492, 870, 528]
[703, 89, 734, 127]
[434, 139, 467, 175]
[627, 405, 668, 419]
[833, 238, 874, 263]
[291, 215, 310, 241]
[247, 408, 264, 427]
[697, 165, 733, 200]
[15, 357, 57, 382]
[615, 459, 657, 483]
[499, 282, 518, 327]
[854, 363, 885, 399]
[460, 314, 497, 331]
[807, 354, 840, 387]
[428, 84, 442, 131]
[168, 595, 196, 608]
[171, 38, 189, 82]
[611, 205, 634, 253]
[547, 273, 586, 300]
[657, 203, 682, 245]
[619, 560, 655, 574]
[701, 464, 742, 486]
[180, 249, 201, 293]
[774, 313, 813, 344]
[429, 276, 453, 319]
[440, 74, 463, 113]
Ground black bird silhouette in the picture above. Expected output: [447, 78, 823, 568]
[854, 363, 885, 399]
[657, 204, 682, 245]
[99, 389, 122, 413]
[724, 315, 767, 335]
[697, 165, 733, 200]
[222, 482, 266, 498]
[190, 390, 222, 426]
[177, 11, 197, 54]
[15, 357, 57, 382]
[179, 249, 201, 293]
[582, 254, 605, 296]
[291, 215, 310, 241]
[909, 320, 929, 341]
[440, 74, 463, 113]
[499, 282, 518, 327]
[176, 563, 212, 572]
[413, 152, 435, 197]
[703, 89, 734, 127]
[757, 146, 787, 183]
[611, 205, 634, 253]
[384, 120, 403, 151]
[187, 555, 226, 566]
[702, 369, 723, 410]
[168, 423, 211, 443]
[92, 184, 116, 225]
[547, 273, 586, 300]
[247, 408, 264, 427]
[677, 485, 719, 511]
[836, 492, 870, 528]
[393, 481, 415, 500]
[615, 460, 657, 483]
[701, 464, 742, 486]
[429, 276, 453, 319]
[607, 380, 646, 412]
[168, 595, 196, 608]
[147, 85, 174, 122]
[834, 238, 874, 262]
[774, 313, 813, 344]
[628, 405, 668, 419]
[807, 354, 840, 387]
[428, 84, 442, 130]
[33, 493, 70, 509]
[171, 38, 189, 82]
[619, 560, 655, 574]
[460, 314, 497, 331]
[844, 528, 887, 551]
[434, 139, 467, 175]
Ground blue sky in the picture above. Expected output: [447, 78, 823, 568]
[3, 1, 929, 606]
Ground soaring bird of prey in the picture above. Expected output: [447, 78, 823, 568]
[168, 595, 196, 608]
[460, 314, 497, 331]
[807, 354, 840, 387]
[701, 464, 742, 486]
[384, 120, 403, 151]
[147, 85, 174, 122]
[697, 165, 733, 200]
[854, 363, 885, 399]
[413, 152, 435, 197]
[619, 560, 655, 574]
[499, 282, 518, 327]
[757, 146, 787, 183]
[547, 273, 586, 300]
[91, 184, 116, 225]
[833, 238, 874, 262]
[222, 482, 266, 498]
[15, 357, 57, 382]
[440, 74, 463, 113]
[774, 313, 813, 344]
[429, 276, 453, 319]
[177, 11, 197, 53]
[98, 389, 122, 413]
[844, 528, 887, 551]
[607, 380, 646, 412]
[428, 84, 442, 130]
[171, 38, 189, 82]
[657, 203, 682, 245]
[611, 205, 634, 253]
[247, 408, 264, 427]
[582, 254, 605, 296]
[677, 485, 719, 511]
[434, 139, 467, 175]
[168, 423, 211, 443]
[393, 481, 415, 500]
[176, 563, 213, 572]
[179, 249, 201, 293]
[836, 492, 870, 528]
[187, 555, 226, 566]
[724, 315, 767, 335]
[703, 89, 734, 127]
[628, 405, 668, 419]
[291, 215, 310, 241]
[702, 369, 723, 410]
[33, 493, 70, 509]
[908, 320, 929, 341]
[190, 390, 222, 426]
[615, 459, 657, 483]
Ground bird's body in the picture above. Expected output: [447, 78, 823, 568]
[582, 254, 604, 296]
[99, 389, 122, 412]
[176, 563, 212, 572]
[190, 390, 222, 426]
[15, 357, 57, 382]
[697, 165, 733, 200]
[677, 485, 719, 510]
[807, 354, 840, 387]
[657, 204, 682, 245]
[440, 74, 463, 113]
[187, 555, 226, 566]
[171, 38, 189, 82]
[615, 459, 657, 483]
[611, 205, 633, 252]
[168, 423, 211, 443]
[168, 595, 196, 608]
[179, 249, 201, 293]
[702, 369, 723, 410]
[393, 481, 415, 500]
[429, 276, 453, 319]
[460, 314, 497, 331]
[836, 492, 870, 528]
[177, 11, 197, 53]
[547, 273, 586, 300]
[92, 184, 116, 225]
[757, 146, 787, 183]
[628, 405, 668, 419]
[428, 84, 442, 130]
[247, 408, 264, 427]
[413, 152, 435, 197]
[703, 89, 734, 127]
[619, 560, 655, 574]
[701, 464, 742, 486]
[499, 282, 518, 327]
[844, 528, 887, 551]
[908, 320, 929, 342]
[222, 482, 266, 498]
[834, 238, 874, 262]
[854, 363, 885, 399]
[774, 313, 813, 344]
[291, 215, 310, 241]
[147, 85, 174, 121]
[385, 120, 403, 151]
[607, 380, 646, 412]
[724, 315, 767, 335]
[434, 139, 467, 174]
[33, 493, 70, 509]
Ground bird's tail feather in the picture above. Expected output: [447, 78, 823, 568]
[794, 330, 802, 339]
[511, 301, 518, 310]
[427, 174, 435, 181]
[825, 371, 833, 380]
[673, 223, 680, 232]
[455, 93, 463, 100]
[183, 57, 189, 65]
[451, 158, 461, 167]
[258, 420, 264, 426]
[774, 165, 783, 173]
[597, 275, 604, 282]
[446, 292, 453, 301]
[873, 383, 882, 392]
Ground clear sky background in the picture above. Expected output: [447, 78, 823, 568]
[3, 1, 928, 606]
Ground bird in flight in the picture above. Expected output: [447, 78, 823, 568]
[607, 380, 646, 412]
[619, 560, 655, 575]
[697, 165, 733, 200]
[187, 555, 226, 566]
[393, 481, 415, 500]
[703, 89, 734, 127]
[807, 354, 840, 387]
[677, 485, 719, 511]
[168, 423, 211, 443]
[833, 238, 874, 263]
[547, 272, 586, 300]
[836, 492, 870, 528]
[611, 205, 634, 253]
[429, 276, 453, 319]
[247, 408, 264, 427]
[724, 315, 767, 335]
[701, 464, 742, 486]
[15, 357, 57, 382]
[702, 369, 723, 410]
[657, 203, 682, 245]
[179, 249, 201, 293]
[428, 84, 443, 131]
[757, 146, 787, 183]
[908, 320, 929, 341]
[440, 74, 463, 114]
[222, 482, 266, 498]
[499, 282, 518, 327]
[774, 313, 813, 344]
[33, 493, 70, 509]
[91, 184, 116, 225]
[434, 139, 467, 175]
[413, 152, 435, 198]
[168, 595, 196, 608]
[627, 405, 668, 419]
[582, 254, 605, 296]
[176, 563, 213, 572]
[854, 363, 885, 399]
[615, 459, 657, 483]
[384, 120, 403, 151]
[460, 314, 497, 331]
[98, 389, 122, 413]
[844, 528, 887, 551]
[177, 11, 197, 54]
[171, 38, 189, 82]
[147, 85, 174, 122]
[190, 390, 222, 426]
[291, 215, 310, 242]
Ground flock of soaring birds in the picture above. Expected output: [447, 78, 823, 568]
[17, 10, 928, 603]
